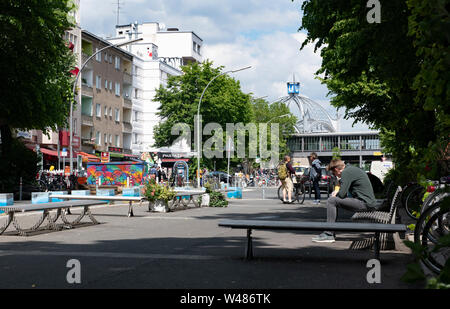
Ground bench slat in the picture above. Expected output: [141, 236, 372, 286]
[0, 200, 107, 213]
[218, 219, 406, 233]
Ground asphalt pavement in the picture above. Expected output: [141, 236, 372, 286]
[0, 187, 421, 289]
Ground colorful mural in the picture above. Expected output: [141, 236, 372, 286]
[87, 162, 147, 186]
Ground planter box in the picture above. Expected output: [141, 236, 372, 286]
[96, 189, 115, 196]
[71, 190, 91, 196]
[201, 193, 210, 207]
[32, 192, 50, 204]
[150, 200, 169, 213]
[123, 187, 140, 197]
[49, 191, 68, 202]
[226, 187, 242, 199]
[0, 193, 13, 214]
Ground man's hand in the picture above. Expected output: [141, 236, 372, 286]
[331, 190, 338, 197]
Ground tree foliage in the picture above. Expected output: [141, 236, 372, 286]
[0, 0, 76, 147]
[298, 0, 449, 182]
[153, 61, 253, 171]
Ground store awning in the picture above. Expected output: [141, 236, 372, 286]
[77, 151, 100, 162]
[39, 148, 59, 157]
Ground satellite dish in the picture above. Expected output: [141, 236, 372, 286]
[159, 23, 166, 31]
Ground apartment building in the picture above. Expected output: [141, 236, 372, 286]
[80, 30, 134, 157]
[107, 22, 203, 154]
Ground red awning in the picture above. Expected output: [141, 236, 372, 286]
[76, 151, 100, 162]
[40, 148, 59, 157]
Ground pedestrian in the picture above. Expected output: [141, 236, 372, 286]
[278, 155, 296, 203]
[312, 159, 377, 243]
[309, 152, 322, 204]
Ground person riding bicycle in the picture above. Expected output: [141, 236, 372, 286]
[278, 155, 296, 203]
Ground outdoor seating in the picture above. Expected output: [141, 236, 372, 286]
[218, 219, 406, 261]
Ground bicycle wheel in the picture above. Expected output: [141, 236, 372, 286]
[401, 183, 421, 208]
[277, 185, 283, 201]
[297, 183, 306, 204]
[405, 186, 425, 220]
[418, 206, 449, 274]
[414, 200, 448, 245]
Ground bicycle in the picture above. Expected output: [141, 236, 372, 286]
[413, 197, 449, 274]
[277, 176, 306, 204]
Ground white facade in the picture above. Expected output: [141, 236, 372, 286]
[107, 22, 203, 155]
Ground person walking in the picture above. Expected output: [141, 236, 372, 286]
[278, 155, 296, 203]
[309, 152, 322, 204]
[312, 159, 377, 243]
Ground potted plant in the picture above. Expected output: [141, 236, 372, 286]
[142, 179, 176, 212]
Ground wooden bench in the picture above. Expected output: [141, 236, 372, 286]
[218, 219, 407, 261]
[0, 200, 106, 236]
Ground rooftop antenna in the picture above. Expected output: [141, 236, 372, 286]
[113, 0, 123, 26]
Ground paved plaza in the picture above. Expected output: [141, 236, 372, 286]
[0, 188, 419, 289]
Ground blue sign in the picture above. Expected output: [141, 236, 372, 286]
[287, 82, 300, 94]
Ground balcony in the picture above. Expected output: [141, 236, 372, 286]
[122, 122, 132, 134]
[123, 96, 132, 109]
[81, 114, 94, 127]
[123, 72, 132, 85]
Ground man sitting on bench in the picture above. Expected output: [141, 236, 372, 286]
[312, 159, 377, 243]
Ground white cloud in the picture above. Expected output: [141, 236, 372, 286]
[79, 0, 371, 132]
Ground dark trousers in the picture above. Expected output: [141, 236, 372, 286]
[312, 179, 321, 200]
[325, 196, 370, 235]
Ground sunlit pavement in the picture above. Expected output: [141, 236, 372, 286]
[0, 187, 420, 289]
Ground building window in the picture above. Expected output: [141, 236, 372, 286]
[134, 111, 138, 121]
[96, 131, 101, 145]
[115, 135, 120, 147]
[134, 88, 139, 99]
[109, 107, 112, 118]
[115, 82, 121, 96]
[95, 48, 101, 62]
[115, 108, 120, 122]
[109, 134, 112, 144]
[115, 56, 120, 69]
[105, 79, 108, 90]
[95, 104, 101, 117]
[96, 75, 101, 89]
[104, 106, 108, 117]
[109, 81, 113, 91]
[104, 133, 107, 145]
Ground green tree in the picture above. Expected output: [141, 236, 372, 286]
[0, 0, 76, 152]
[0, 0, 76, 191]
[153, 61, 253, 171]
[297, 0, 449, 183]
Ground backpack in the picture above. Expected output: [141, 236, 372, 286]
[278, 164, 288, 180]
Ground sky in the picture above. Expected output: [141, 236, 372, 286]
[80, 0, 371, 132]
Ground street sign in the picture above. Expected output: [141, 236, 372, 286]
[61, 148, 68, 157]
[101, 152, 110, 163]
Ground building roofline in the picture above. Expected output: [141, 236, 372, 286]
[292, 131, 380, 137]
[82, 29, 134, 59]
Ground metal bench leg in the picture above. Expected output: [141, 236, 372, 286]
[245, 229, 253, 260]
[128, 201, 134, 217]
[374, 232, 380, 261]
[0, 212, 14, 235]
[85, 206, 99, 225]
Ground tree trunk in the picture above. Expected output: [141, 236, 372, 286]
[0, 124, 12, 158]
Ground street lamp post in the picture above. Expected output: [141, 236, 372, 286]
[196, 66, 251, 188]
[69, 38, 142, 173]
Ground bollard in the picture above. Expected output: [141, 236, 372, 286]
[19, 177, 23, 201]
